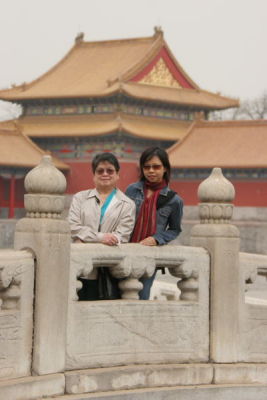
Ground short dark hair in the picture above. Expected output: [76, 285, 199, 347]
[139, 147, 171, 183]
[92, 153, 120, 173]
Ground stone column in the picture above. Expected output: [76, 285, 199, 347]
[190, 168, 244, 362]
[14, 155, 70, 375]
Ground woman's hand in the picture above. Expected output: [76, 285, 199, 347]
[101, 233, 119, 246]
[139, 236, 157, 246]
[74, 238, 84, 243]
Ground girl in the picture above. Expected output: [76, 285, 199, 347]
[126, 147, 183, 300]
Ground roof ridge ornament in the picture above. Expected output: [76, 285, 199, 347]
[107, 76, 123, 89]
[154, 26, 163, 37]
[20, 82, 27, 91]
[75, 32, 84, 44]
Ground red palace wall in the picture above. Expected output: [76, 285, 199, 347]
[2, 164, 267, 213]
[170, 180, 267, 207]
[0, 177, 24, 209]
[65, 162, 267, 207]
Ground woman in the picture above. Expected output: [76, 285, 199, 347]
[125, 147, 183, 300]
[68, 152, 135, 300]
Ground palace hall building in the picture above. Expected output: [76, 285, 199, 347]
[2, 28, 265, 217]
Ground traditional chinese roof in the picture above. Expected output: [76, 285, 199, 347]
[0, 29, 238, 111]
[120, 82, 237, 110]
[18, 113, 192, 141]
[168, 120, 267, 168]
[0, 120, 69, 169]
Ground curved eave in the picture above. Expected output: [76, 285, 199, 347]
[18, 113, 192, 141]
[119, 113, 191, 141]
[121, 83, 239, 110]
[0, 84, 120, 102]
[0, 82, 239, 112]
[0, 120, 69, 170]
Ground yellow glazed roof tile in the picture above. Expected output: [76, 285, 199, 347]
[168, 120, 267, 168]
[0, 31, 238, 110]
[0, 120, 69, 169]
[19, 113, 192, 141]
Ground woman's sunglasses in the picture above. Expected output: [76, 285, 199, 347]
[95, 168, 116, 175]
[143, 164, 163, 171]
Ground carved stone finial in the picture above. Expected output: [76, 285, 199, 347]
[75, 32, 84, 44]
[197, 168, 235, 224]
[24, 155, 67, 219]
[25, 155, 66, 194]
[198, 168, 235, 203]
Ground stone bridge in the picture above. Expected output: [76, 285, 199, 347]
[0, 156, 267, 399]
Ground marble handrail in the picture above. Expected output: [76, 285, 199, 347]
[70, 243, 206, 301]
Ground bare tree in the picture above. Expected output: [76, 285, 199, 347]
[209, 92, 267, 121]
[238, 92, 267, 119]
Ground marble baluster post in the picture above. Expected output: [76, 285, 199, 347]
[14, 155, 71, 375]
[190, 168, 244, 362]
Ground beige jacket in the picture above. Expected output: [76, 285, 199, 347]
[68, 188, 136, 243]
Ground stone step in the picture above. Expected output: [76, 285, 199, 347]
[64, 362, 267, 395]
[2, 363, 267, 400]
[65, 363, 213, 394]
[0, 373, 65, 400]
[45, 383, 267, 400]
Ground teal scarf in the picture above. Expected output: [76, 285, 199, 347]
[100, 189, 117, 224]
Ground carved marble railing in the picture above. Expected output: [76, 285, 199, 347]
[70, 243, 202, 301]
[0, 249, 34, 379]
[241, 252, 267, 289]
[239, 252, 267, 362]
[66, 243, 210, 370]
[7, 155, 267, 379]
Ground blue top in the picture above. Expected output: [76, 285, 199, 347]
[125, 181, 183, 245]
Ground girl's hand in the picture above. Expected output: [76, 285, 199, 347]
[139, 236, 157, 246]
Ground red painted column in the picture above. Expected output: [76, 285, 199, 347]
[8, 175, 15, 219]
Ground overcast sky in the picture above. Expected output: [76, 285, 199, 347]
[0, 0, 266, 119]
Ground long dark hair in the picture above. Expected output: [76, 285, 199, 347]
[92, 152, 120, 173]
[139, 147, 171, 183]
